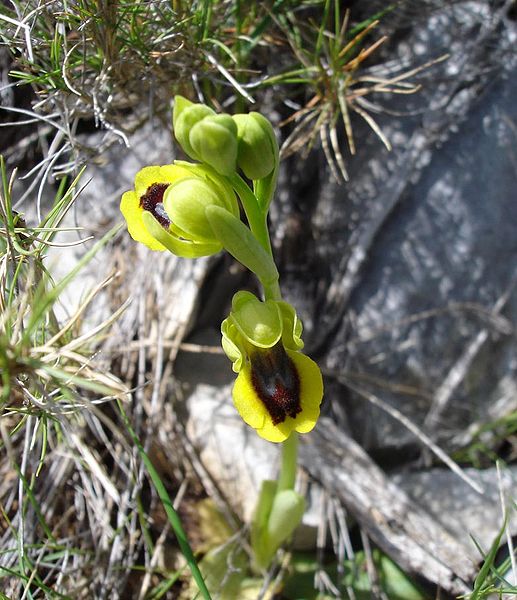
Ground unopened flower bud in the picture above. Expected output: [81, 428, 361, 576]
[189, 114, 238, 176]
[173, 95, 215, 159]
[173, 96, 238, 176]
[233, 112, 279, 180]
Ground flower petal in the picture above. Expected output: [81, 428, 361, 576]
[288, 350, 323, 434]
[256, 417, 293, 443]
[232, 366, 267, 430]
[120, 190, 166, 251]
[134, 164, 192, 198]
[232, 348, 323, 443]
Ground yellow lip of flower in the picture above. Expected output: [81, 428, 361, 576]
[232, 344, 323, 443]
[120, 164, 225, 257]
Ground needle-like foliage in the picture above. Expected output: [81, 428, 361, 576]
[267, 0, 446, 181]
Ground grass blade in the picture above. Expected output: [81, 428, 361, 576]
[117, 400, 212, 600]
[470, 518, 507, 600]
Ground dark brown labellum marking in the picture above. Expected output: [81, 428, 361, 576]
[140, 183, 170, 228]
[250, 343, 301, 425]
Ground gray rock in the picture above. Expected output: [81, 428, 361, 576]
[394, 466, 517, 561]
[184, 379, 279, 523]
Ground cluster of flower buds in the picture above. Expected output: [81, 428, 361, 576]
[173, 96, 277, 182]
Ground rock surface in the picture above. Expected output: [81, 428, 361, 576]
[394, 465, 517, 560]
[272, 1, 517, 453]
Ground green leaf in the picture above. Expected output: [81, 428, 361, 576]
[250, 479, 277, 570]
[205, 205, 279, 286]
[266, 489, 305, 551]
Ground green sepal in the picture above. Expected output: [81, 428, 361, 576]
[220, 293, 305, 372]
[173, 161, 240, 217]
[164, 177, 226, 243]
[230, 291, 282, 348]
[142, 211, 221, 258]
[205, 205, 279, 286]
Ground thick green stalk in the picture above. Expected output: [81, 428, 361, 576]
[277, 432, 299, 492]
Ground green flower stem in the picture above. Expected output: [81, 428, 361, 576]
[263, 279, 282, 302]
[277, 432, 299, 492]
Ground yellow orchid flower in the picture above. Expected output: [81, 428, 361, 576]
[120, 163, 239, 258]
[222, 291, 323, 443]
